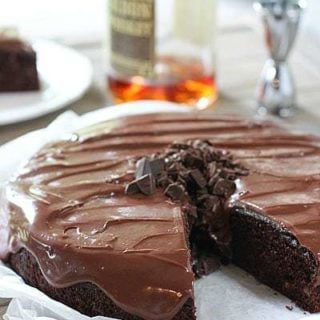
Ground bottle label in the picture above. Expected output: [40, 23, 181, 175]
[109, 0, 155, 78]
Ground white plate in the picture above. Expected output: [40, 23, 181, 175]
[0, 101, 318, 320]
[0, 39, 93, 126]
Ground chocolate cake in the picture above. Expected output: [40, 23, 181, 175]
[1, 112, 320, 319]
[0, 37, 39, 92]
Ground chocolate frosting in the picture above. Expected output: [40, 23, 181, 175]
[1, 112, 320, 319]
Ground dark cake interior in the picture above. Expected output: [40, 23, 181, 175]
[1, 112, 320, 319]
[231, 206, 320, 312]
[0, 37, 39, 92]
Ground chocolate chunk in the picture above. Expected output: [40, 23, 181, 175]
[149, 158, 165, 176]
[207, 162, 217, 176]
[208, 173, 220, 187]
[136, 174, 156, 196]
[157, 173, 171, 188]
[182, 204, 198, 218]
[125, 181, 140, 195]
[178, 171, 190, 182]
[188, 205, 198, 218]
[234, 167, 249, 176]
[197, 194, 211, 202]
[193, 255, 221, 277]
[167, 162, 182, 180]
[212, 178, 236, 197]
[165, 183, 185, 201]
[199, 195, 219, 212]
[220, 168, 237, 181]
[189, 169, 207, 188]
[172, 142, 190, 150]
[196, 188, 208, 197]
[135, 157, 151, 178]
[183, 154, 204, 168]
[177, 175, 187, 187]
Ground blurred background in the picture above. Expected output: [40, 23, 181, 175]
[1, 0, 320, 42]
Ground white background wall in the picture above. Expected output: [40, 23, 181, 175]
[0, 0, 105, 44]
[0, 0, 318, 44]
[303, 0, 320, 37]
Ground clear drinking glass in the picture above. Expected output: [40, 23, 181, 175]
[106, 0, 218, 109]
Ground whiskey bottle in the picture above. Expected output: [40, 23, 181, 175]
[107, 0, 218, 109]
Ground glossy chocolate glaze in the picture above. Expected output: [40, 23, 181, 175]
[1, 112, 320, 319]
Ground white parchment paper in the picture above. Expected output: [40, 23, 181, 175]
[0, 101, 319, 320]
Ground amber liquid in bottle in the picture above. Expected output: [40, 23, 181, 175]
[108, 55, 218, 109]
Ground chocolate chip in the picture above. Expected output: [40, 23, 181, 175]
[172, 142, 190, 150]
[192, 139, 214, 151]
[177, 176, 187, 187]
[183, 154, 204, 168]
[220, 168, 237, 181]
[136, 174, 156, 196]
[193, 255, 221, 277]
[167, 162, 182, 180]
[126, 137, 249, 269]
[149, 158, 165, 176]
[208, 172, 220, 187]
[124, 181, 140, 195]
[234, 167, 249, 176]
[196, 188, 208, 197]
[157, 173, 171, 188]
[189, 169, 207, 188]
[165, 183, 185, 201]
[135, 157, 151, 178]
[207, 162, 217, 176]
[198, 194, 211, 202]
[212, 178, 236, 197]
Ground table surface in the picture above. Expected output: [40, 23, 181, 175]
[1, 23, 320, 319]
